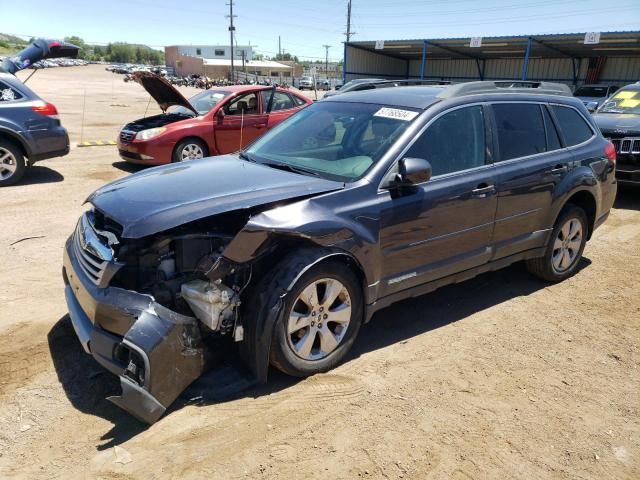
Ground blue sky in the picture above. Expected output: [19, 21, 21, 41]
[3, 0, 639, 61]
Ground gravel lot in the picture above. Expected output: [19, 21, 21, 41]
[0, 65, 638, 479]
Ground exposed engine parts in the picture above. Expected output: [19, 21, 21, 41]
[181, 280, 239, 331]
[110, 229, 249, 335]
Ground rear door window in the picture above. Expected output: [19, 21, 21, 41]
[0, 81, 23, 102]
[551, 105, 594, 147]
[492, 103, 546, 161]
[405, 105, 486, 177]
[262, 91, 295, 112]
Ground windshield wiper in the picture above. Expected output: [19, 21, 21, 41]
[238, 151, 256, 162]
[261, 161, 320, 177]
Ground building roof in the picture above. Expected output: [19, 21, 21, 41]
[349, 31, 640, 61]
[202, 58, 292, 69]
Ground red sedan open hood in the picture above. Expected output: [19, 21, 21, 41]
[133, 72, 197, 115]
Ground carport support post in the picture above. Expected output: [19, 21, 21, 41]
[521, 36, 532, 81]
[420, 40, 428, 80]
[342, 42, 347, 84]
[475, 58, 485, 80]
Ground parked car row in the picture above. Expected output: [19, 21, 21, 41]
[32, 58, 90, 68]
[107, 64, 167, 76]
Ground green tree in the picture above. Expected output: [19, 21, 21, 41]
[64, 36, 87, 58]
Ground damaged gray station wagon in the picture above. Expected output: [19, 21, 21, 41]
[63, 81, 617, 423]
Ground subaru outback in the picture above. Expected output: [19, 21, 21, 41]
[63, 81, 617, 423]
[0, 38, 76, 186]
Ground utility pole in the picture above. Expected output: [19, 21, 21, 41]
[323, 44, 331, 80]
[346, 0, 354, 42]
[344, 0, 355, 85]
[278, 35, 281, 58]
[226, 1, 237, 81]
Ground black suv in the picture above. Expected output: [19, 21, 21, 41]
[62, 81, 617, 423]
[593, 82, 640, 186]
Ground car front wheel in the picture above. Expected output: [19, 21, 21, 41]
[270, 259, 363, 377]
[173, 138, 208, 162]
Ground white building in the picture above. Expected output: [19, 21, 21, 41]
[166, 45, 254, 63]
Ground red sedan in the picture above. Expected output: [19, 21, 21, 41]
[118, 73, 311, 165]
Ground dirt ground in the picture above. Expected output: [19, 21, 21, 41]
[0, 65, 638, 479]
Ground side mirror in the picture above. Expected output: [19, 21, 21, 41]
[394, 157, 432, 187]
[216, 108, 225, 124]
[586, 102, 598, 113]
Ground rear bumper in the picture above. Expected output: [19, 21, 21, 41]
[27, 126, 70, 163]
[63, 236, 206, 424]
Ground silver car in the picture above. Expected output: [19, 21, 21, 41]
[574, 84, 619, 112]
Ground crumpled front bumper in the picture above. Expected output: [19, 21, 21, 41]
[62, 237, 206, 424]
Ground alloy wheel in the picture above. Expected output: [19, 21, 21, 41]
[287, 278, 352, 361]
[180, 144, 204, 160]
[0, 147, 18, 180]
[552, 217, 583, 273]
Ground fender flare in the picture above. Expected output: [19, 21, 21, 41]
[0, 127, 31, 158]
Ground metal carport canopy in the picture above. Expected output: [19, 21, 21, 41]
[343, 31, 640, 83]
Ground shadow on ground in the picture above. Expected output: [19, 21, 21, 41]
[12, 166, 64, 185]
[48, 258, 591, 449]
[111, 161, 147, 174]
[47, 317, 147, 450]
[614, 186, 640, 210]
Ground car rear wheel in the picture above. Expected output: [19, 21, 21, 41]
[526, 204, 588, 282]
[173, 138, 208, 163]
[0, 140, 26, 187]
[270, 259, 363, 377]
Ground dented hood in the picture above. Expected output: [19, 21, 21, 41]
[87, 156, 344, 239]
[133, 71, 197, 114]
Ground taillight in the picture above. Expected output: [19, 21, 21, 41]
[31, 102, 59, 119]
[604, 142, 616, 164]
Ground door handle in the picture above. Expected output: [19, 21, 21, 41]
[471, 183, 496, 197]
[255, 123, 267, 129]
[548, 165, 568, 175]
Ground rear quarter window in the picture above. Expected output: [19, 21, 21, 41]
[552, 105, 594, 146]
[292, 94, 307, 107]
[0, 81, 23, 102]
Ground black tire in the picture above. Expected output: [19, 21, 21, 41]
[526, 204, 588, 282]
[0, 139, 26, 187]
[172, 138, 209, 163]
[267, 254, 363, 377]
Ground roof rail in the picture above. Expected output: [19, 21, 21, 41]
[380, 79, 452, 86]
[437, 80, 572, 99]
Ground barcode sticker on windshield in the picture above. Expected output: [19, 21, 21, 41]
[374, 107, 418, 121]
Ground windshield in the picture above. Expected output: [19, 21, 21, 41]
[170, 90, 230, 116]
[574, 86, 609, 98]
[245, 101, 419, 181]
[598, 89, 640, 115]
